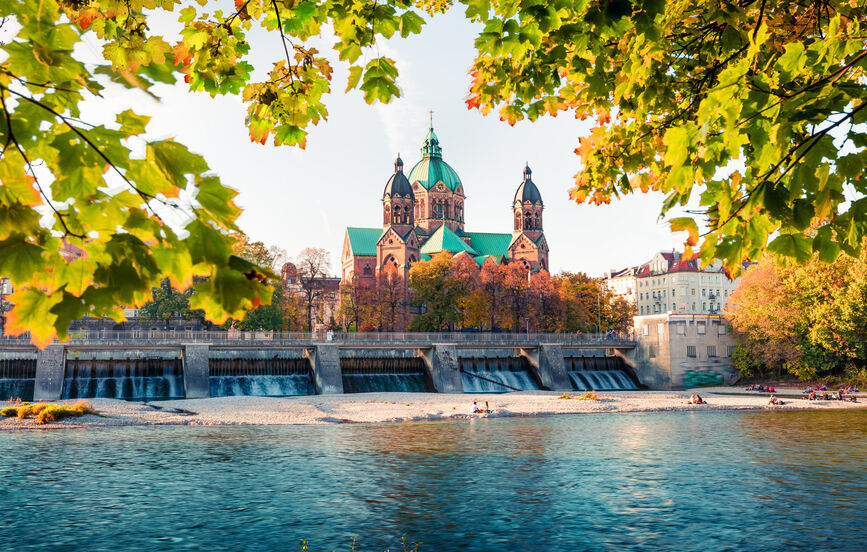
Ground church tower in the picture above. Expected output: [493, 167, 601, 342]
[382, 155, 414, 234]
[406, 122, 466, 235]
[509, 164, 549, 271]
[377, 155, 420, 278]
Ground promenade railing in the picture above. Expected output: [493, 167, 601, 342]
[0, 330, 637, 348]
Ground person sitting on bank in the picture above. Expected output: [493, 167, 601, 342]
[768, 395, 783, 405]
[472, 400, 482, 414]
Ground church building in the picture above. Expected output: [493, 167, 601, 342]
[341, 124, 549, 283]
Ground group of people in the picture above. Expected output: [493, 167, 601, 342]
[768, 394, 783, 405]
[687, 393, 706, 405]
[745, 384, 776, 393]
[471, 400, 493, 414]
[803, 389, 857, 402]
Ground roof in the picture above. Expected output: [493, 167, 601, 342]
[514, 164, 543, 204]
[464, 232, 511, 257]
[420, 224, 478, 256]
[346, 227, 381, 256]
[474, 254, 506, 266]
[383, 156, 413, 198]
[407, 157, 462, 192]
[407, 125, 462, 192]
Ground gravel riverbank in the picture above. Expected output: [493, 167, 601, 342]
[1, 389, 863, 430]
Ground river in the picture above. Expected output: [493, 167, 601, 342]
[1, 410, 864, 551]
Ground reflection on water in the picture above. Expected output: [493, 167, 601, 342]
[0, 410, 864, 551]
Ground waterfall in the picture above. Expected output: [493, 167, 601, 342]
[209, 357, 315, 397]
[0, 355, 37, 401]
[460, 357, 540, 393]
[565, 356, 638, 391]
[62, 356, 185, 400]
[340, 358, 431, 393]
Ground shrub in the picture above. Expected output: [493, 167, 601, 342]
[0, 401, 98, 424]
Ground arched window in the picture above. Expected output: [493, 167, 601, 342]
[363, 265, 372, 275]
[534, 213, 541, 230]
[524, 211, 532, 229]
[514, 212, 521, 231]
[409, 255, 417, 263]
[385, 205, 391, 225]
[434, 202, 443, 218]
[404, 206, 411, 223]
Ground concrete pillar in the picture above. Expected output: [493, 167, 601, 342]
[614, 347, 659, 389]
[182, 344, 210, 398]
[420, 344, 463, 393]
[522, 344, 571, 391]
[307, 345, 343, 394]
[34, 345, 65, 400]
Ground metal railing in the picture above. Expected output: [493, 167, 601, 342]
[0, 330, 637, 348]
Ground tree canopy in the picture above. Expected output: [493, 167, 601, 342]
[728, 247, 867, 383]
[2, 0, 865, 345]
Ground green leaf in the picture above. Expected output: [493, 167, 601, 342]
[0, 235, 45, 286]
[768, 233, 812, 264]
[147, 140, 209, 188]
[116, 109, 151, 136]
[346, 65, 363, 92]
[669, 217, 699, 246]
[195, 176, 241, 226]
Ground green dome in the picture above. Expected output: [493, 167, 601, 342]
[407, 157, 462, 192]
[407, 124, 462, 192]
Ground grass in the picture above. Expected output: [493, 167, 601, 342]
[1, 399, 99, 424]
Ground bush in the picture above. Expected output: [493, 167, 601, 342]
[0, 401, 98, 424]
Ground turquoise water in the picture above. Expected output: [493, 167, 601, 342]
[1, 410, 865, 551]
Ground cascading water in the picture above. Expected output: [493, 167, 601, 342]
[565, 356, 638, 391]
[460, 357, 540, 393]
[0, 353, 37, 401]
[62, 351, 185, 400]
[209, 354, 314, 397]
[341, 358, 431, 393]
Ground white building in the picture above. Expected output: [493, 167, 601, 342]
[630, 313, 739, 388]
[606, 251, 744, 316]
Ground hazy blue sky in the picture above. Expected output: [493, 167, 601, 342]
[78, 9, 692, 276]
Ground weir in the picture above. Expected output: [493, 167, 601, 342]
[3, 332, 641, 399]
[209, 349, 314, 397]
[0, 351, 37, 401]
[564, 354, 639, 391]
[61, 350, 185, 400]
[459, 356, 540, 393]
[340, 357, 432, 393]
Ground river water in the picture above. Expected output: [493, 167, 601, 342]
[1, 410, 864, 551]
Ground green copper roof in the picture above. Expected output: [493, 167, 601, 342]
[474, 254, 506, 266]
[407, 125, 462, 192]
[420, 224, 478, 256]
[407, 158, 462, 192]
[464, 232, 512, 258]
[346, 227, 381, 256]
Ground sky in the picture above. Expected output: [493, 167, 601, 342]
[75, 8, 692, 277]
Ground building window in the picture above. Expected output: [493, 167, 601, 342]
[643, 325, 649, 336]
[702, 302, 707, 312]
[707, 345, 717, 358]
[687, 346, 697, 358]
[657, 323, 664, 335]
[640, 306, 644, 314]
[691, 289, 695, 296]
[676, 323, 686, 335]
[697, 322, 706, 335]
[672, 288, 676, 296]
[727, 345, 735, 357]
[718, 324, 727, 335]
[648, 345, 657, 359]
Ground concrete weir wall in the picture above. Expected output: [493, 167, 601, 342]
[182, 344, 210, 398]
[307, 345, 344, 394]
[520, 344, 571, 391]
[420, 344, 463, 393]
[34, 345, 65, 400]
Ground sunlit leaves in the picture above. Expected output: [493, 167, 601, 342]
[359, 57, 399, 104]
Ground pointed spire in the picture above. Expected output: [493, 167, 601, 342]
[421, 110, 442, 158]
[394, 153, 403, 172]
[523, 163, 532, 181]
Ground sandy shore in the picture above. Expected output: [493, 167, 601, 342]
[1, 389, 864, 430]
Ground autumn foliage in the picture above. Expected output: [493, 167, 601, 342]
[340, 252, 634, 334]
[728, 246, 867, 383]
